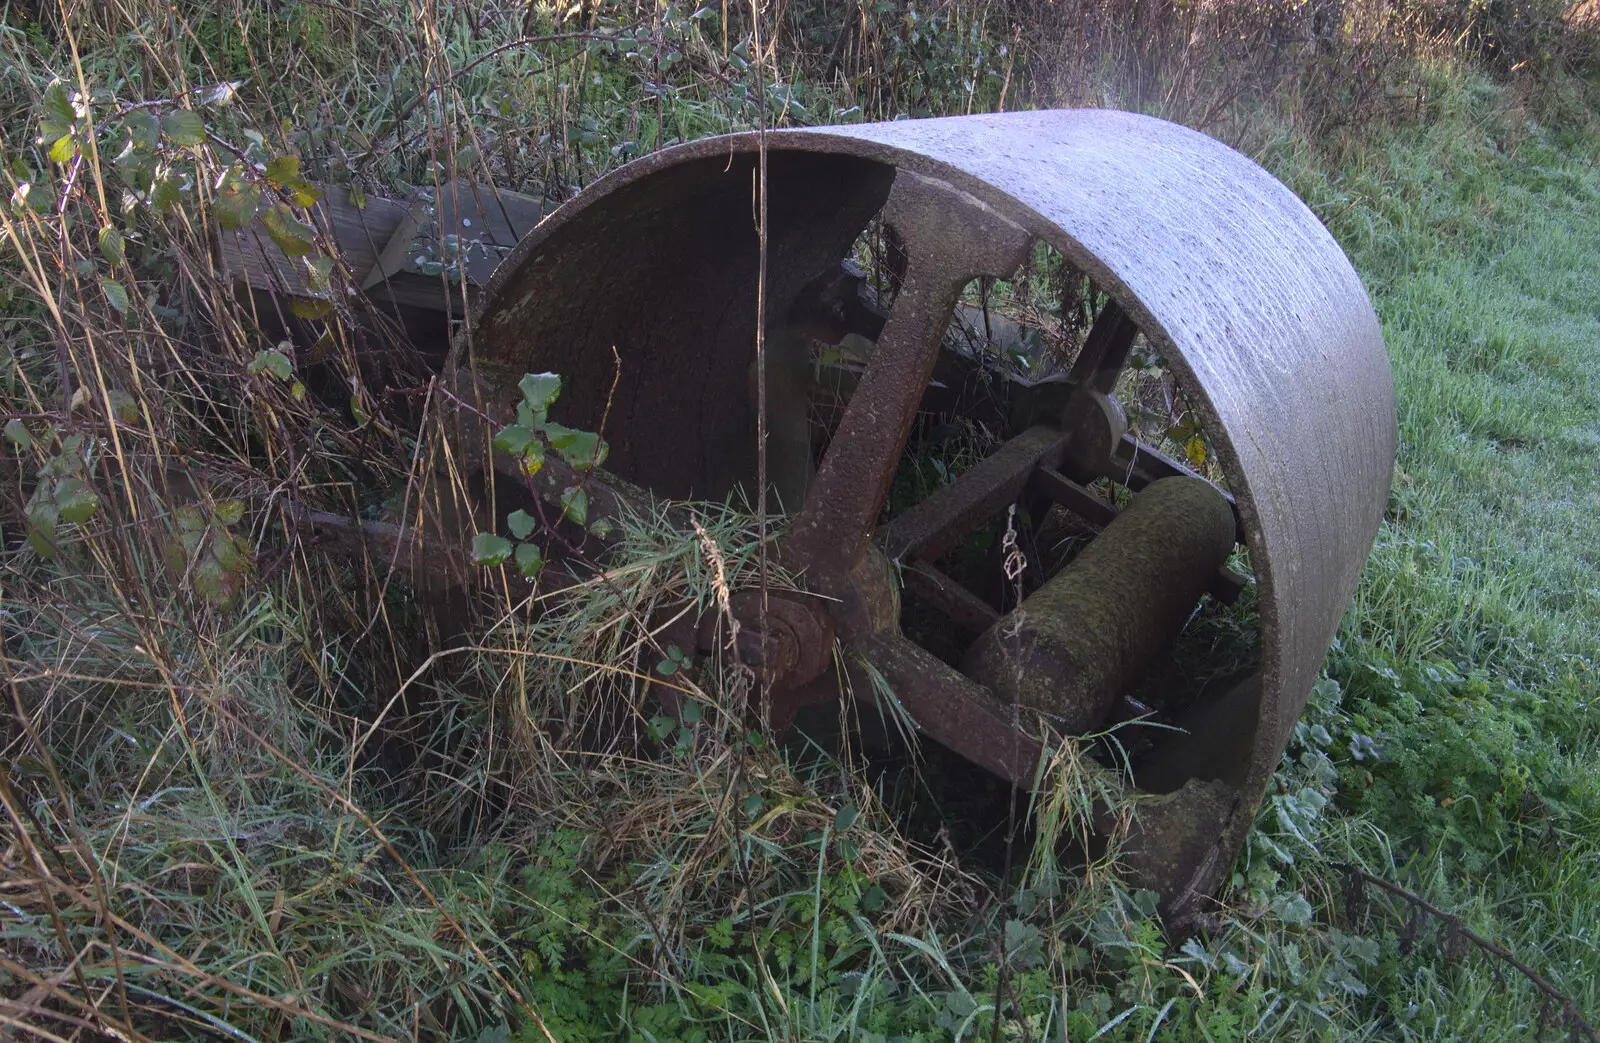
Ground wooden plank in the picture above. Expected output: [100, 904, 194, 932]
[216, 184, 409, 296]
[217, 178, 545, 313]
[364, 179, 546, 311]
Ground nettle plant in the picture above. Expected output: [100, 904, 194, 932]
[471, 372, 610, 577]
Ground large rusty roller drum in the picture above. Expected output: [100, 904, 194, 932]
[447, 109, 1397, 925]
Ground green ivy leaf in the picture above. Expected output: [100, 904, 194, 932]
[519, 372, 562, 413]
[213, 499, 246, 526]
[471, 532, 514, 566]
[514, 541, 544, 578]
[507, 509, 536, 540]
[100, 276, 130, 314]
[161, 109, 207, 146]
[53, 477, 99, 524]
[834, 802, 860, 832]
[261, 204, 316, 257]
[98, 226, 125, 267]
[4, 418, 33, 448]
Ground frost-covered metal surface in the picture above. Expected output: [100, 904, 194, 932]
[465, 109, 1396, 912]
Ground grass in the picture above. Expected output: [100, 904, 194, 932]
[1, 0, 1599, 1039]
[1269, 72, 1600, 1036]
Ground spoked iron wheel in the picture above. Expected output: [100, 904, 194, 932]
[443, 110, 1397, 925]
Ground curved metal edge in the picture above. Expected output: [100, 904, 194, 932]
[466, 109, 1398, 903]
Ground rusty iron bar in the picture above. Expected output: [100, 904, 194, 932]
[854, 631, 1045, 788]
[1027, 467, 1119, 526]
[1066, 299, 1141, 394]
[879, 425, 1068, 563]
[900, 561, 1002, 635]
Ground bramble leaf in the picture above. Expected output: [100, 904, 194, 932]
[26, 498, 60, 558]
[507, 509, 536, 540]
[43, 80, 76, 125]
[53, 477, 99, 524]
[262, 204, 316, 256]
[161, 109, 207, 146]
[100, 277, 130, 314]
[98, 226, 125, 267]
[265, 155, 301, 187]
[248, 349, 293, 381]
[514, 541, 544, 578]
[471, 532, 514, 566]
[546, 424, 608, 470]
[519, 372, 562, 413]
[559, 487, 588, 526]
[288, 299, 333, 319]
[492, 424, 535, 455]
[214, 183, 262, 230]
[106, 390, 139, 424]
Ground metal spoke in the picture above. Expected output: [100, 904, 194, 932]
[784, 170, 1031, 583]
[1066, 298, 1141, 395]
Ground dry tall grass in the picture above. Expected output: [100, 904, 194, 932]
[2, 0, 1594, 1037]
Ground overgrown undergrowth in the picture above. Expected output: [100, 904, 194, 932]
[2, 0, 1598, 1039]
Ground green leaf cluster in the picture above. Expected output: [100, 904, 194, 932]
[164, 499, 254, 607]
[16, 431, 99, 559]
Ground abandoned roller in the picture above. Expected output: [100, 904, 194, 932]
[437, 108, 1396, 927]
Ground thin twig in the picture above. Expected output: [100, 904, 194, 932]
[1346, 866, 1599, 1042]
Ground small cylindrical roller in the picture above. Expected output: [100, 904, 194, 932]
[963, 476, 1236, 733]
